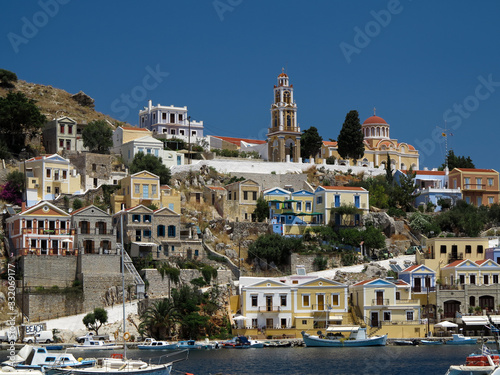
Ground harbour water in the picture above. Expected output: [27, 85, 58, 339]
[0, 345, 484, 375]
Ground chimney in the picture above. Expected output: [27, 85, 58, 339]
[148, 100, 152, 111]
[22, 202, 26, 211]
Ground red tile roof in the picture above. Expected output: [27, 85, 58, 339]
[444, 260, 466, 268]
[207, 186, 226, 191]
[363, 115, 387, 125]
[322, 141, 337, 147]
[121, 126, 149, 131]
[400, 170, 445, 176]
[453, 168, 498, 173]
[394, 280, 409, 286]
[353, 279, 377, 286]
[401, 265, 420, 273]
[475, 260, 488, 265]
[212, 136, 267, 146]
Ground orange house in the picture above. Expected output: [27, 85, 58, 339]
[448, 168, 499, 206]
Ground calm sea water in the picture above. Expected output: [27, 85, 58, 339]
[0, 345, 484, 375]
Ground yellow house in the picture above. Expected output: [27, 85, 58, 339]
[351, 278, 425, 338]
[440, 259, 500, 287]
[314, 185, 369, 226]
[110, 171, 180, 213]
[19, 154, 82, 207]
[224, 179, 261, 222]
[417, 236, 496, 272]
[234, 273, 348, 338]
[112, 126, 152, 153]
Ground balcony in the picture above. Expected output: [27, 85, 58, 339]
[411, 286, 436, 293]
[395, 299, 419, 305]
[448, 253, 464, 262]
[257, 306, 281, 313]
[371, 299, 390, 306]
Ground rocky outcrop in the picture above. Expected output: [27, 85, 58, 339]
[71, 91, 95, 108]
[365, 212, 396, 237]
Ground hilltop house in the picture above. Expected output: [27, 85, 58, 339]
[448, 168, 500, 206]
[71, 205, 116, 255]
[314, 185, 369, 226]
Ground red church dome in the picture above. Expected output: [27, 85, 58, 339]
[363, 115, 388, 125]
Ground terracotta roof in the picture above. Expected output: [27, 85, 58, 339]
[322, 141, 337, 147]
[453, 168, 498, 173]
[394, 280, 409, 286]
[160, 185, 171, 190]
[207, 186, 226, 191]
[401, 170, 445, 176]
[353, 279, 377, 286]
[121, 126, 149, 131]
[212, 136, 266, 146]
[475, 260, 491, 265]
[278, 72, 288, 77]
[363, 115, 388, 125]
[319, 185, 367, 192]
[401, 265, 420, 273]
[444, 260, 465, 268]
[70, 205, 91, 215]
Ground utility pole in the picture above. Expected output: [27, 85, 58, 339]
[426, 275, 430, 337]
[188, 116, 191, 165]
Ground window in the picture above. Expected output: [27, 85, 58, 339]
[489, 197, 494, 205]
[179, 130, 185, 136]
[465, 196, 471, 204]
[46, 169, 51, 178]
[251, 295, 258, 307]
[488, 178, 494, 187]
[252, 191, 257, 200]
[192, 131, 196, 136]
[494, 275, 499, 284]
[132, 214, 140, 222]
[228, 192, 232, 200]
[470, 274, 476, 285]
[354, 195, 360, 208]
[459, 275, 465, 284]
[60, 124, 65, 133]
[244, 191, 248, 200]
[168, 225, 176, 237]
[470, 296, 475, 306]
[62, 170, 67, 179]
[296, 202, 302, 211]
[59, 139, 64, 147]
[317, 196, 322, 204]
[305, 202, 311, 211]
[484, 275, 489, 285]
[155, 149, 159, 157]
[302, 320, 307, 325]
[406, 311, 414, 321]
[453, 179, 457, 189]
[477, 245, 484, 254]
[147, 148, 151, 154]
[464, 177, 470, 189]
[478, 197, 482, 206]
[169, 113, 175, 123]
[179, 114, 183, 121]
[157, 225, 165, 237]
[303, 294, 310, 307]
[465, 245, 471, 254]
[152, 185, 157, 196]
[383, 311, 391, 321]
[47, 186, 51, 193]
[331, 294, 339, 306]
[162, 113, 167, 120]
[334, 195, 340, 208]
[66, 140, 71, 150]
[440, 245, 447, 254]
[396, 292, 400, 300]
[476, 178, 482, 189]
[143, 215, 151, 223]
[134, 184, 140, 194]
[280, 295, 287, 307]
[60, 221, 66, 230]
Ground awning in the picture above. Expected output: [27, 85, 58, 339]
[329, 316, 344, 321]
[462, 316, 500, 325]
[132, 242, 157, 247]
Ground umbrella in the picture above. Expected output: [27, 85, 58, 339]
[233, 315, 251, 321]
[434, 321, 458, 328]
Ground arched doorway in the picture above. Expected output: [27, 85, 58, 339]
[479, 295, 495, 311]
[443, 300, 461, 319]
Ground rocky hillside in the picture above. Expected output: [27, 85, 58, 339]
[0, 79, 123, 127]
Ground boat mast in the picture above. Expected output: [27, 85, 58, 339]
[120, 214, 127, 359]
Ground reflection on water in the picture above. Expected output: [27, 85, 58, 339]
[0, 345, 482, 375]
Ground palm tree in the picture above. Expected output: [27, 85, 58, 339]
[139, 298, 181, 339]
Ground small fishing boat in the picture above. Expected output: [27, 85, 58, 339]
[3, 345, 94, 371]
[393, 340, 418, 346]
[69, 336, 122, 350]
[301, 326, 387, 347]
[421, 339, 444, 345]
[0, 367, 43, 375]
[137, 339, 178, 350]
[446, 334, 477, 345]
[445, 345, 500, 374]
[222, 336, 250, 349]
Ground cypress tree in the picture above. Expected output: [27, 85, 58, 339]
[337, 110, 365, 161]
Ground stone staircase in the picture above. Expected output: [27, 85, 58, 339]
[122, 249, 145, 298]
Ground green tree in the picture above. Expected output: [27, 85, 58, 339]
[247, 234, 303, 267]
[0, 92, 46, 154]
[337, 110, 365, 161]
[130, 152, 171, 185]
[361, 225, 386, 254]
[0, 69, 17, 88]
[385, 153, 393, 184]
[82, 308, 108, 335]
[139, 298, 180, 339]
[440, 149, 475, 170]
[253, 196, 269, 222]
[82, 120, 113, 153]
[434, 200, 486, 237]
[300, 126, 323, 160]
[331, 204, 361, 226]
[392, 168, 419, 211]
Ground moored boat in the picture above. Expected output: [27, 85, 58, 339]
[421, 339, 444, 345]
[301, 326, 387, 347]
[446, 334, 477, 345]
[393, 339, 418, 346]
[137, 339, 178, 350]
[445, 345, 500, 375]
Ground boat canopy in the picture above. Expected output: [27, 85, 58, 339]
[326, 326, 360, 333]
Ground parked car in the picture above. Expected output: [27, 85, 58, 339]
[23, 330, 53, 343]
[76, 332, 109, 344]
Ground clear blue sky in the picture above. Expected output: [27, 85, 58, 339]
[2, 0, 500, 170]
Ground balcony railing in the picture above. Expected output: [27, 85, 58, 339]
[257, 306, 281, 312]
[77, 228, 114, 235]
[18, 247, 78, 256]
[411, 286, 436, 293]
[22, 228, 75, 235]
[371, 299, 390, 306]
[448, 253, 463, 262]
[395, 299, 419, 305]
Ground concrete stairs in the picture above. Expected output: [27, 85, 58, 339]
[122, 250, 145, 298]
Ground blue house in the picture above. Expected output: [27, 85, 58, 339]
[485, 246, 500, 264]
[398, 264, 436, 293]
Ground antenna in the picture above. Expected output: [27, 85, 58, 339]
[437, 121, 450, 170]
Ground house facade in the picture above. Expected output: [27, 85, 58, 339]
[71, 205, 116, 255]
[448, 168, 500, 206]
[67, 153, 127, 191]
[138, 100, 204, 142]
[110, 171, 180, 213]
[19, 154, 82, 207]
[43, 116, 85, 154]
[6, 201, 76, 257]
[225, 179, 261, 222]
[314, 185, 369, 226]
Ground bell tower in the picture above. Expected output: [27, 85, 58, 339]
[267, 69, 301, 162]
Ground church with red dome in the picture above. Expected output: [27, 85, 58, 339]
[322, 111, 420, 170]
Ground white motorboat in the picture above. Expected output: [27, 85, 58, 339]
[137, 339, 178, 350]
[301, 326, 387, 347]
[69, 336, 122, 350]
[2, 345, 94, 370]
[445, 346, 500, 375]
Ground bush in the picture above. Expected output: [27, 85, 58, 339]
[313, 256, 328, 271]
[387, 207, 406, 218]
[341, 251, 357, 266]
[73, 198, 83, 210]
[326, 156, 336, 165]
